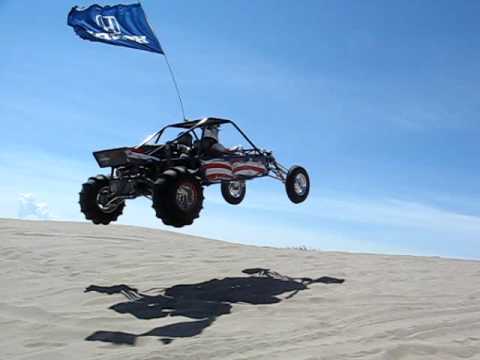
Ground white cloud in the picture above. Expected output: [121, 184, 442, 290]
[18, 193, 50, 220]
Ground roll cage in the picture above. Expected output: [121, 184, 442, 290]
[137, 117, 262, 156]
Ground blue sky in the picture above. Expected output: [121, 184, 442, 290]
[1, 0, 480, 259]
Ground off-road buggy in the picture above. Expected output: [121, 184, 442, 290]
[79, 117, 310, 227]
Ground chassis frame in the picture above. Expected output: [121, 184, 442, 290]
[82, 117, 310, 227]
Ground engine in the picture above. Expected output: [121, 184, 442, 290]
[110, 165, 154, 198]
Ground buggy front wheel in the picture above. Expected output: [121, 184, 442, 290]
[285, 166, 310, 204]
[221, 180, 246, 205]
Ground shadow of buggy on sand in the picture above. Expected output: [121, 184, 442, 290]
[85, 268, 344, 345]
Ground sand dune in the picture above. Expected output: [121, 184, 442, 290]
[1, 218, 480, 359]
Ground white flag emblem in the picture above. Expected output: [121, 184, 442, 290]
[95, 15, 121, 34]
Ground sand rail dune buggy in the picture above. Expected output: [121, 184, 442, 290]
[79, 117, 310, 227]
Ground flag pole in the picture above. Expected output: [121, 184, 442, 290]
[163, 54, 187, 122]
[139, 1, 187, 122]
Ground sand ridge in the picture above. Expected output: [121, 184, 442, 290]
[1, 218, 479, 359]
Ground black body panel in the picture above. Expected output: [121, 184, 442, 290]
[93, 148, 130, 168]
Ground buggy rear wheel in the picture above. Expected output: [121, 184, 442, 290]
[79, 175, 125, 225]
[221, 180, 246, 205]
[153, 169, 204, 227]
[285, 166, 310, 204]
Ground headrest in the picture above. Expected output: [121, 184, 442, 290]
[177, 132, 193, 147]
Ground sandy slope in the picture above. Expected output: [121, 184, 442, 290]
[1, 218, 480, 360]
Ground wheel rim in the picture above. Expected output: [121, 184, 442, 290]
[228, 181, 245, 199]
[96, 186, 121, 213]
[176, 181, 197, 211]
[293, 173, 308, 196]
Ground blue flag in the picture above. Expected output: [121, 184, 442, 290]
[68, 3, 164, 54]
